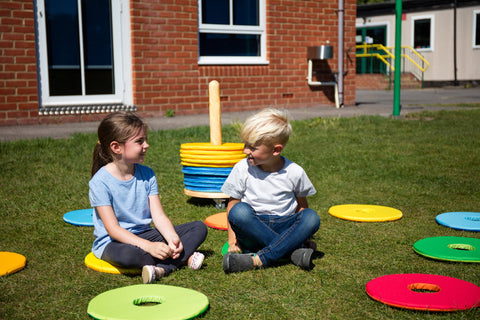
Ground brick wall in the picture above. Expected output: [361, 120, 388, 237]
[0, 0, 39, 126]
[0, 0, 356, 126]
[132, 0, 357, 118]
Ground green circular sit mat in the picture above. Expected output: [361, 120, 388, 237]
[221, 241, 229, 255]
[413, 236, 480, 263]
[87, 284, 209, 320]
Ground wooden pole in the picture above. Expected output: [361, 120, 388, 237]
[209, 80, 222, 145]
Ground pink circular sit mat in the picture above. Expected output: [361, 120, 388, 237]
[366, 273, 480, 311]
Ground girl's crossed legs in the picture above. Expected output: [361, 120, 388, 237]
[101, 220, 207, 276]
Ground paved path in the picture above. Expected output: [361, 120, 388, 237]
[1, 87, 479, 141]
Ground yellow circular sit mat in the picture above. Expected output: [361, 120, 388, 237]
[0, 252, 26, 276]
[181, 142, 244, 151]
[180, 149, 244, 155]
[329, 204, 403, 222]
[85, 252, 140, 275]
[181, 158, 242, 165]
[180, 153, 246, 161]
[181, 161, 238, 168]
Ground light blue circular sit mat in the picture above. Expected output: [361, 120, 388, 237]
[436, 212, 480, 232]
[63, 208, 94, 226]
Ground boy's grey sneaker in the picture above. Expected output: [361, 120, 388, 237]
[290, 248, 314, 270]
[223, 252, 255, 274]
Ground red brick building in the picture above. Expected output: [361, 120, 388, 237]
[1, 0, 356, 126]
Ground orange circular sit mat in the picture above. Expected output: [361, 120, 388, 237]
[0, 252, 26, 276]
[204, 212, 228, 230]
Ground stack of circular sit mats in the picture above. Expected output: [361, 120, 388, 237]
[180, 142, 245, 193]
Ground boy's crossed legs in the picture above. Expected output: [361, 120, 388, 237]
[224, 202, 320, 273]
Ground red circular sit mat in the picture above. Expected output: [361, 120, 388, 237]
[204, 212, 227, 230]
[366, 273, 480, 311]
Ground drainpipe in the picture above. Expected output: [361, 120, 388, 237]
[338, 0, 344, 107]
[453, 0, 459, 86]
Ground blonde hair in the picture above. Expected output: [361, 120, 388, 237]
[91, 111, 148, 176]
[241, 108, 292, 148]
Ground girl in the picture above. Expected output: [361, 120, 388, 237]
[89, 111, 207, 283]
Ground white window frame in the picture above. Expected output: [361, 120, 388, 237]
[35, 0, 133, 108]
[474, 9, 480, 49]
[198, 0, 268, 65]
[411, 15, 434, 52]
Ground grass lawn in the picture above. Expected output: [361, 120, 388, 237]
[1, 109, 479, 319]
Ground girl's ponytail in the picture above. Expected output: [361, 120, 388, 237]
[91, 141, 112, 177]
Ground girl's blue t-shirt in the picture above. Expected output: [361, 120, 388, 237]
[88, 164, 158, 258]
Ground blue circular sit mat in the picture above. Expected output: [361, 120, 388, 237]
[436, 212, 480, 232]
[183, 178, 225, 186]
[184, 185, 222, 192]
[183, 174, 227, 183]
[63, 208, 94, 226]
[182, 166, 232, 176]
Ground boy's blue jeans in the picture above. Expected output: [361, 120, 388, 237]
[228, 202, 320, 267]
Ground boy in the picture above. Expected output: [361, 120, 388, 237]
[221, 108, 320, 273]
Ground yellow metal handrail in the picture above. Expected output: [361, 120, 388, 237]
[356, 43, 396, 70]
[355, 43, 430, 73]
[388, 45, 430, 72]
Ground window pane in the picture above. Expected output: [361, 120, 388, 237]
[476, 13, 480, 46]
[199, 33, 260, 56]
[414, 19, 431, 49]
[82, 0, 114, 95]
[233, 0, 258, 26]
[45, 0, 82, 95]
[202, 0, 229, 24]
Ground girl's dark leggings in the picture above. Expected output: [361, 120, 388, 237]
[101, 221, 207, 275]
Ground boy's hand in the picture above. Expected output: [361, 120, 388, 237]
[228, 243, 242, 253]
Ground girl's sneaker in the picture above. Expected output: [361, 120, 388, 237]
[142, 265, 164, 284]
[188, 252, 204, 270]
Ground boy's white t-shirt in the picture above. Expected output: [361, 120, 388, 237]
[221, 157, 316, 217]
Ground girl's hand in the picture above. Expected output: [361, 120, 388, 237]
[147, 241, 173, 260]
[168, 235, 183, 260]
